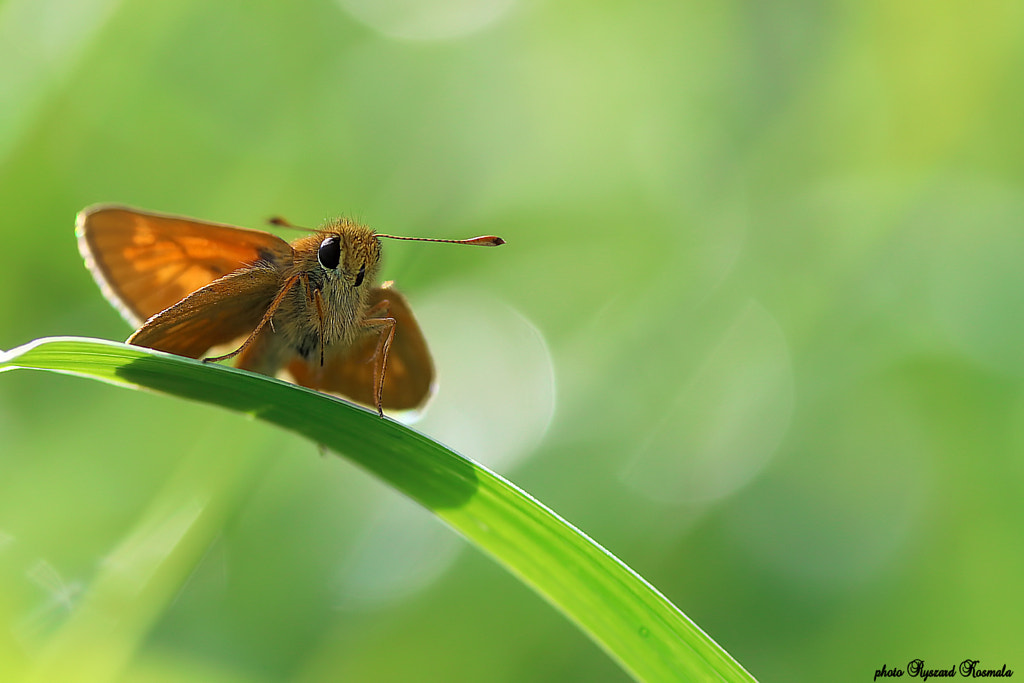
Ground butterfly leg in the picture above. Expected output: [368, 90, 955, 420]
[206, 273, 302, 363]
[297, 271, 327, 366]
[359, 301, 396, 379]
[364, 298, 390, 319]
[351, 298, 392, 363]
[360, 299, 391, 364]
[361, 315, 396, 417]
[313, 288, 326, 367]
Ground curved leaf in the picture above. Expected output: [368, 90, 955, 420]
[1, 337, 756, 682]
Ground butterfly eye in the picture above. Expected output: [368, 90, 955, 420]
[354, 262, 366, 287]
[318, 236, 341, 270]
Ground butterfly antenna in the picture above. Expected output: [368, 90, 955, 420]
[267, 216, 312, 232]
[376, 233, 506, 246]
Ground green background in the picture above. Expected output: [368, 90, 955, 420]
[2, 0, 1022, 680]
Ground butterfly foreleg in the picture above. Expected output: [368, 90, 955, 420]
[361, 314, 396, 418]
[206, 272, 302, 363]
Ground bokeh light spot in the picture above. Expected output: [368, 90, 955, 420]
[414, 288, 556, 471]
[622, 300, 794, 504]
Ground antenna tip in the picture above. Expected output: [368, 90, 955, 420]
[472, 235, 505, 246]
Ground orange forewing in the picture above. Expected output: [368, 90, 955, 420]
[128, 267, 281, 358]
[76, 204, 292, 325]
[288, 284, 435, 410]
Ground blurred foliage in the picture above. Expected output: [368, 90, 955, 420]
[1, 0, 1023, 681]
[2, 338, 754, 683]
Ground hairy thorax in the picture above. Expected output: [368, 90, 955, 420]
[246, 220, 384, 369]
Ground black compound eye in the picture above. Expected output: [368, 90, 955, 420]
[318, 236, 341, 270]
[354, 262, 366, 287]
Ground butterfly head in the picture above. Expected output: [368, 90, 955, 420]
[312, 219, 382, 290]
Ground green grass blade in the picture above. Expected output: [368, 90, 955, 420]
[1, 337, 756, 682]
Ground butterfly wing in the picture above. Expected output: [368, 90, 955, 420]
[77, 204, 293, 325]
[129, 266, 281, 359]
[288, 284, 435, 410]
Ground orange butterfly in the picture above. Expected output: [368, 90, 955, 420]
[76, 205, 504, 416]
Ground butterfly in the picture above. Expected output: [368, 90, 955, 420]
[77, 205, 503, 416]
